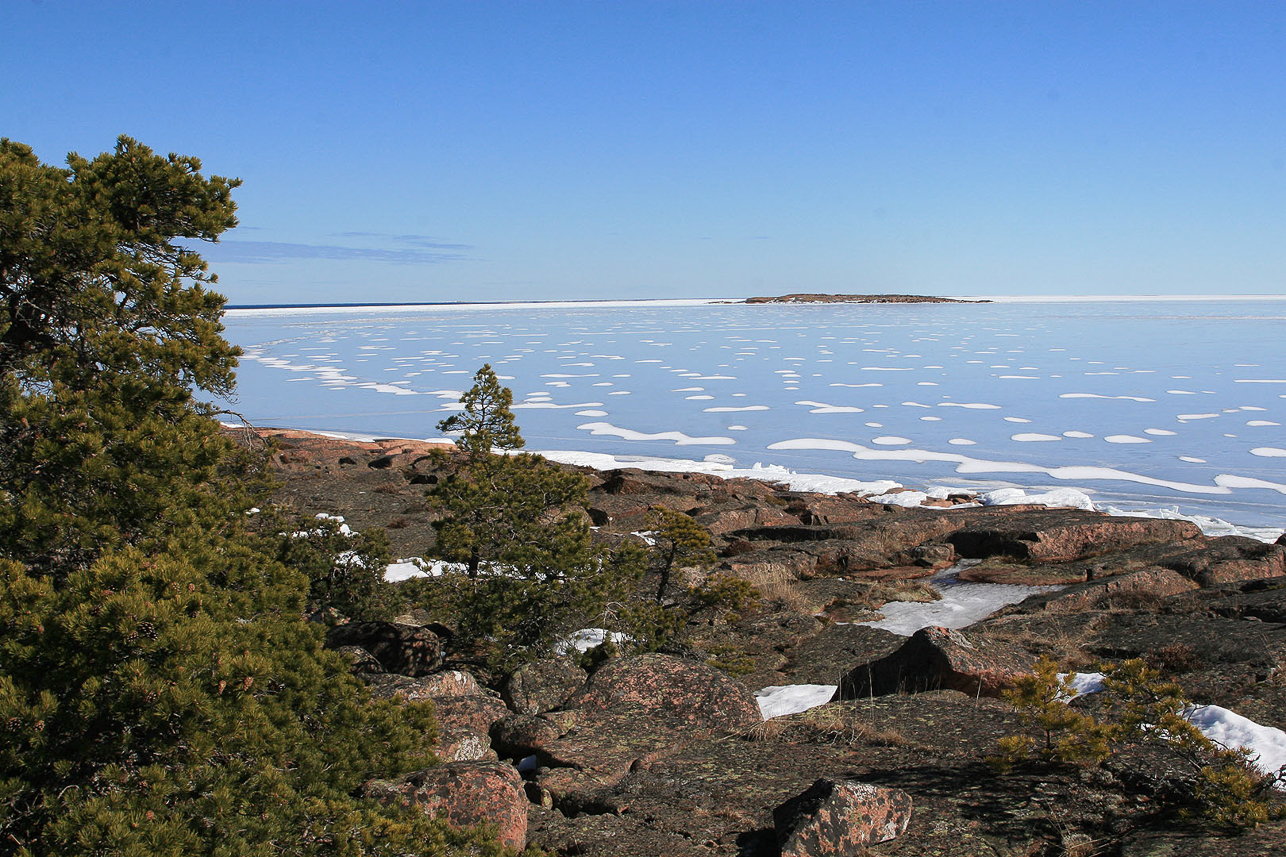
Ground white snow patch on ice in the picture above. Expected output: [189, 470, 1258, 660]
[1060, 393, 1156, 402]
[576, 421, 735, 446]
[513, 401, 605, 410]
[1102, 506, 1283, 543]
[766, 438, 1240, 495]
[796, 400, 864, 414]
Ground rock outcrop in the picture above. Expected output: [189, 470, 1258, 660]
[366, 669, 507, 762]
[515, 654, 762, 810]
[834, 626, 1034, 700]
[241, 426, 1286, 857]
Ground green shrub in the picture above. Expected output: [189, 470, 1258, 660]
[268, 510, 401, 622]
[995, 656, 1284, 830]
[690, 573, 760, 619]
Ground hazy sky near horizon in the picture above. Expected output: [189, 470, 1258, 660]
[4, 2, 1283, 304]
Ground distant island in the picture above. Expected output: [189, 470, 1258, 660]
[745, 293, 988, 304]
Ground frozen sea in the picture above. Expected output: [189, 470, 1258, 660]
[218, 297, 1286, 534]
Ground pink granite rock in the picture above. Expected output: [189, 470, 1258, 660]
[774, 779, 913, 855]
[365, 760, 527, 850]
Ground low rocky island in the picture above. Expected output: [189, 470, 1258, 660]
[745, 293, 989, 304]
[241, 426, 1286, 856]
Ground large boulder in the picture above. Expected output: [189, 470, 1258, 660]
[503, 658, 586, 715]
[490, 713, 561, 759]
[729, 515, 963, 576]
[431, 694, 512, 762]
[365, 761, 527, 850]
[774, 779, 913, 856]
[947, 513, 1201, 563]
[834, 626, 1034, 700]
[325, 621, 443, 676]
[564, 653, 760, 732]
[1159, 537, 1286, 586]
[1194, 578, 1286, 624]
[1038, 567, 1199, 612]
[335, 644, 384, 675]
[364, 669, 481, 703]
[364, 670, 505, 761]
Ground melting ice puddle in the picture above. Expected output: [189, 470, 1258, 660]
[857, 560, 1062, 637]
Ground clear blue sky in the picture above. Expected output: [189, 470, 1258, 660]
[4, 1, 1283, 303]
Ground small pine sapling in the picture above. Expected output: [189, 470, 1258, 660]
[992, 655, 1112, 770]
[647, 506, 717, 603]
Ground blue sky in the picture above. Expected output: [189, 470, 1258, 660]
[4, 1, 1283, 303]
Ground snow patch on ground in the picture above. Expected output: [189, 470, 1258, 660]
[1184, 705, 1286, 783]
[557, 628, 632, 655]
[858, 560, 1063, 636]
[980, 487, 1096, 510]
[754, 684, 838, 720]
[867, 491, 929, 507]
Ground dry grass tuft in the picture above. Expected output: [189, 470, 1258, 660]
[748, 703, 917, 749]
[759, 580, 815, 613]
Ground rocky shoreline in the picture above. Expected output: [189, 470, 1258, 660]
[236, 426, 1286, 855]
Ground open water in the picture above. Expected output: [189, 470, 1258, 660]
[218, 298, 1286, 532]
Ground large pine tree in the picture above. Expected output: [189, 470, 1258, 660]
[0, 138, 503, 856]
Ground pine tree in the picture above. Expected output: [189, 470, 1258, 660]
[0, 138, 504, 855]
[435, 364, 523, 458]
[429, 368, 644, 670]
[1, 136, 249, 575]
